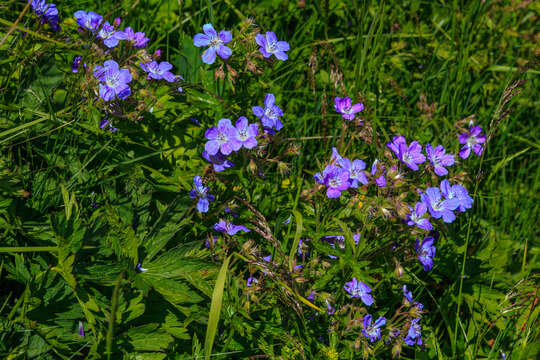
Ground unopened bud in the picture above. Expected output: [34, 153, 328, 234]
[215, 65, 225, 81]
[392, 343, 402, 358]
[153, 49, 161, 59]
[248, 159, 257, 175]
[114, 17, 121, 27]
[394, 261, 404, 279]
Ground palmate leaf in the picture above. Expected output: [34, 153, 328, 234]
[105, 204, 141, 266]
[141, 244, 217, 297]
[121, 323, 173, 352]
[142, 197, 192, 261]
[142, 277, 203, 306]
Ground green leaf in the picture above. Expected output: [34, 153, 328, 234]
[204, 255, 230, 360]
[288, 210, 303, 272]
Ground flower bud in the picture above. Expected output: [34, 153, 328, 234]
[114, 17, 121, 27]
[394, 260, 404, 279]
[153, 49, 161, 59]
[248, 159, 257, 175]
[392, 343, 402, 358]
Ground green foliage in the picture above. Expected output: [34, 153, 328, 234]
[0, 0, 538, 359]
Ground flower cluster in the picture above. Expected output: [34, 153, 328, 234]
[314, 147, 385, 198]
[30, 0, 60, 31]
[190, 176, 215, 213]
[334, 96, 364, 121]
[193, 25, 290, 64]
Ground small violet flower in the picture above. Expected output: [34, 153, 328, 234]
[426, 143, 455, 176]
[213, 219, 250, 236]
[315, 165, 350, 198]
[140, 61, 176, 82]
[72, 56, 82, 73]
[246, 276, 258, 287]
[403, 285, 424, 311]
[440, 180, 473, 212]
[233, 117, 258, 150]
[202, 150, 234, 172]
[124, 27, 149, 48]
[406, 202, 432, 231]
[189, 176, 215, 213]
[252, 94, 284, 133]
[361, 314, 386, 342]
[459, 125, 486, 159]
[193, 24, 232, 65]
[420, 184, 459, 223]
[30, 0, 60, 31]
[78, 321, 85, 337]
[204, 119, 239, 156]
[387, 136, 426, 171]
[93, 60, 132, 101]
[255, 31, 290, 61]
[334, 97, 364, 121]
[371, 159, 387, 187]
[404, 318, 423, 346]
[74, 10, 102, 32]
[325, 300, 336, 315]
[99, 119, 117, 132]
[416, 236, 436, 271]
[340, 158, 368, 188]
[97, 22, 127, 48]
[344, 277, 373, 306]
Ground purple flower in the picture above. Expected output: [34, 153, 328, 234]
[440, 180, 473, 212]
[213, 219, 250, 235]
[459, 125, 486, 159]
[72, 56, 82, 73]
[99, 119, 117, 132]
[325, 300, 336, 315]
[416, 237, 436, 271]
[205, 235, 218, 248]
[403, 285, 414, 305]
[371, 159, 386, 187]
[252, 94, 284, 132]
[78, 321, 85, 337]
[307, 291, 316, 301]
[255, 31, 290, 61]
[420, 185, 459, 223]
[320, 165, 350, 198]
[334, 97, 364, 121]
[124, 27, 149, 48]
[404, 318, 423, 346]
[97, 22, 127, 48]
[403, 285, 424, 311]
[344, 277, 373, 306]
[426, 144, 455, 176]
[247, 276, 258, 287]
[136, 263, 148, 272]
[204, 119, 239, 156]
[93, 60, 132, 101]
[361, 314, 386, 342]
[406, 202, 432, 231]
[233, 117, 258, 149]
[193, 24, 232, 64]
[387, 136, 426, 171]
[74, 10, 102, 32]
[30, 0, 60, 31]
[202, 150, 234, 172]
[140, 61, 176, 82]
[262, 254, 271, 262]
[189, 176, 215, 213]
[340, 158, 368, 188]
